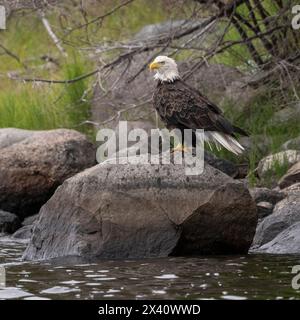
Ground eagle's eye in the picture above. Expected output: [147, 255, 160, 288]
[160, 61, 165, 65]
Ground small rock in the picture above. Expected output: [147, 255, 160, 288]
[249, 187, 285, 205]
[0, 210, 21, 234]
[12, 225, 33, 239]
[256, 201, 274, 219]
[257, 150, 300, 178]
[22, 214, 39, 226]
[281, 136, 300, 151]
[278, 161, 300, 189]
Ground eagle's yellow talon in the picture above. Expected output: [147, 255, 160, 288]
[172, 143, 190, 153]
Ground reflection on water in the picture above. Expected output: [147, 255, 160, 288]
[0, 237, 300, 300]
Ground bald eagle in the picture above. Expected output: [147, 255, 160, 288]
[149, 56, 248, 155]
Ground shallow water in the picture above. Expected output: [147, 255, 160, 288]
[0, 237, 300, 300]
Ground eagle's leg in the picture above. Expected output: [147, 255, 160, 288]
[172, 143, 190, 153]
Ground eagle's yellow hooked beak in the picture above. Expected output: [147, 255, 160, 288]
[149, 61, 160, 70]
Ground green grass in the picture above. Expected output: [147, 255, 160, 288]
[0, 57, 92, 133]
[212, 90, 300, 186]
[59, 57, 91, 128]
[0, 8, 89, 132]
[262, 156, 290, 188]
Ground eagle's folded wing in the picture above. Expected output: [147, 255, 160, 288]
[163, 88, 235, 135]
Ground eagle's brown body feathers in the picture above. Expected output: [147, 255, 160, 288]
[150, 55, 247, 155]
[153, 79, 248, 154]
[154, 79, 246, 137]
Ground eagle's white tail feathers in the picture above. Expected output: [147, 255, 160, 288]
[205, 131, 244, 155]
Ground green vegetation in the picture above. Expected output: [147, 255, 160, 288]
[213, 90, 300, 186]
[0, 0, 171, 133]
[262, 156, 290, 188]
[0, 11, 91, 132]
[0, 58, 91, 132]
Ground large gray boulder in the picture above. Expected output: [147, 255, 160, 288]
[23, 155, 257, 261]
[253, 222, 300, 254]
[0, 129, 96, 218]
[251, 188, 300, 249]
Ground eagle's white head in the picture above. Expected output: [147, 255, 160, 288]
[149, 56, 180, 82]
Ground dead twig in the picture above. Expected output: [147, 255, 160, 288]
[39, 10, 68, 57]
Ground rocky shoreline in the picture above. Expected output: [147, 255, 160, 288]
[0, 128, 300, 260]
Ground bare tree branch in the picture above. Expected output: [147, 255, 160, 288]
[39, 10, 68, 57]
[8, 68, 99, 84]
[0, 44, 23, 66]
[62, 0, 135, 38]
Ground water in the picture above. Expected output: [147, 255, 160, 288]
[0, 237, 300, 300]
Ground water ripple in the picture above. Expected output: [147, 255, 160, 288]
[1, 237, 300, 300]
